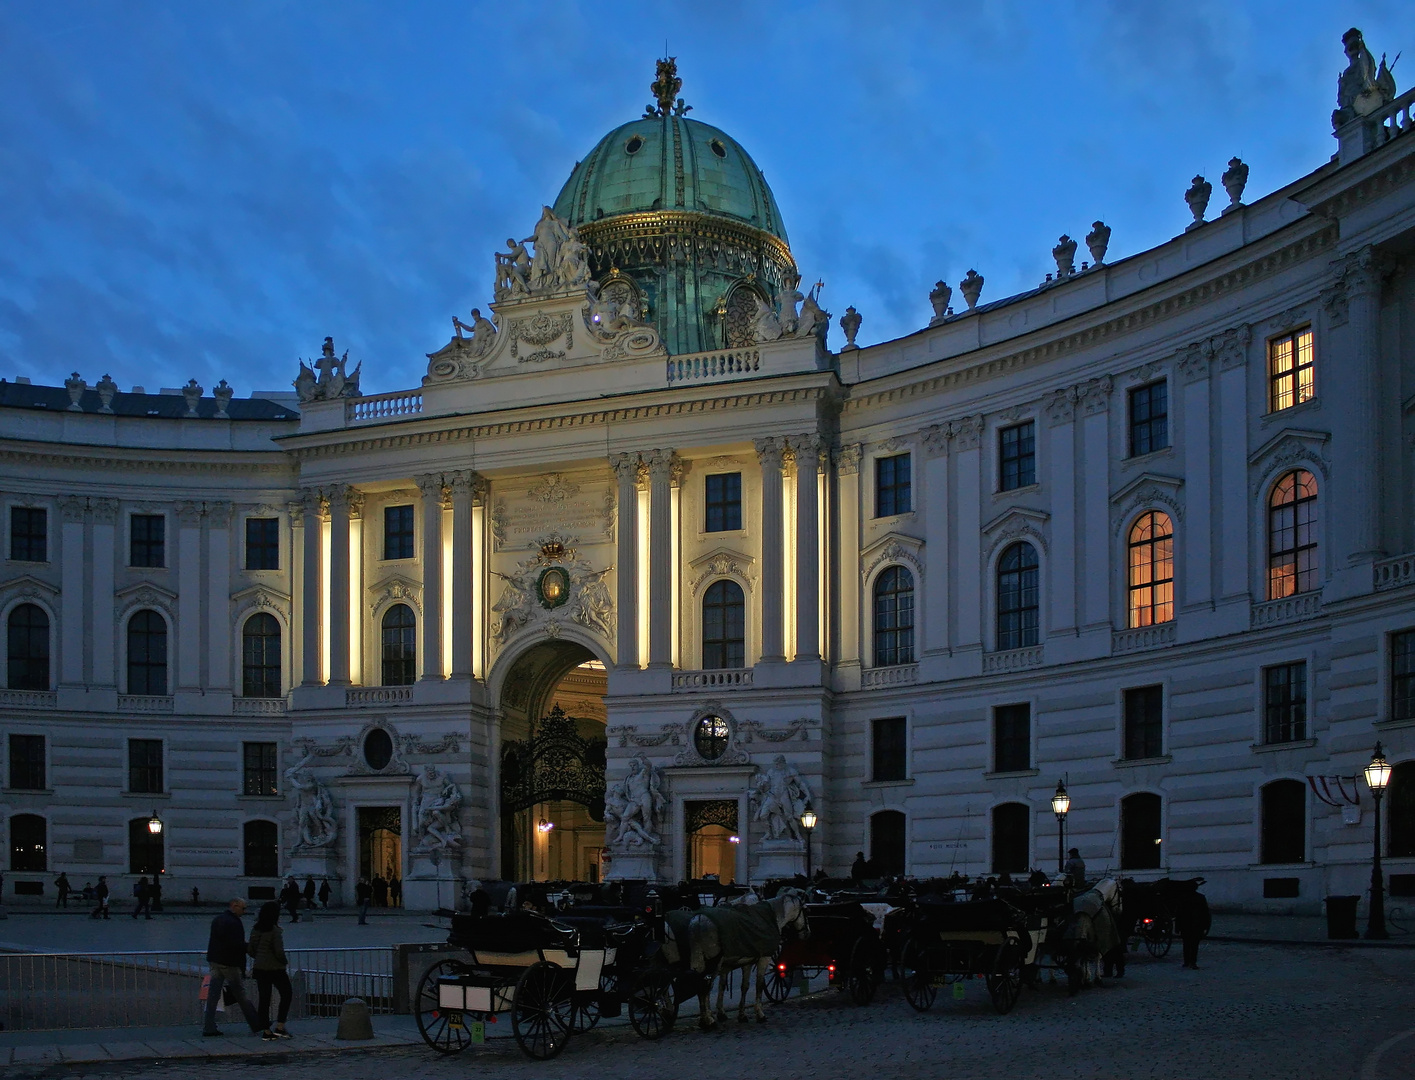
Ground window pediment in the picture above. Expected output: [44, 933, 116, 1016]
[860, 532, 924, 581]
[1248, 427, 1330, 496]
[0, 575, 59, 602]
[1110, 473, 1184, 536]
[689, 546, 755, 595]
[370, 575, 423, 616]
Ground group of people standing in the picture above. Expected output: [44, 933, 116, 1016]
[353, 873, 401, 924]
[201, 897, 294, 1041]
[52, 872, 166, 919]
[278, 875, 333, 922]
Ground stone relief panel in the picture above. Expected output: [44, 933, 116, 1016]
[491, 472, 615, 553]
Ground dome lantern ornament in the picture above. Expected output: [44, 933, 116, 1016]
[646, 56, 690, 118]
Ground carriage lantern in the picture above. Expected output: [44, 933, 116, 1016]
[1051, 781, 1070, 875]
[147, 811, 164, 836]
[1364, 742, 1391, 940]
[800, 803, 818, 880]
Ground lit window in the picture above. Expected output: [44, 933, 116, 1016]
[1268, 470, 1318, 599]
[1269, 329, 1315, 413]
[1127, 512, 1174, 627]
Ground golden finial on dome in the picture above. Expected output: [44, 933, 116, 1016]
[646, 56, 690, 118]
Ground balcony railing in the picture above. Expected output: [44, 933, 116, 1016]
[1374, 553, 1415, 592]
[234, 697, 289, 715]
[0, 689, 56, 709]
[1112, 623, 1176, 654]
[666, 348, 760, 384]
[1372, 87, 1415, 151]
[346, 686, 413, 707]
[346, 390, 423, 424]
[862, 664, 918, 688]
[982, 646, 1044, 674]
[671, 669, 754, 691]
[117, 694, 174, 714]
[1250, 591, 1323, 629]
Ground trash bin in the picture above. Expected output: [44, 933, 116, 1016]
[1324, 895, 1360, 939]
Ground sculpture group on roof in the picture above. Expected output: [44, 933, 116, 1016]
[294, 337, 361, 403]
[750, 279, 830, 345]
[1334, 27, 1399, 128]
[494, 206, 591, 301]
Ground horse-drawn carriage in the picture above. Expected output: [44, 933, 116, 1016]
[763, 901, 889, 1005]
[897, 897, 1042, 1014]
[1120, 876, 1206, 958]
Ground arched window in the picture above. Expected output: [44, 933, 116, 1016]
[1260, 779, 1306, 864]
[701, 580, 745, 669]
[1120, 792, 1162, 870]
[7, 603, 50, 690]
[243, 820, 280, 878]
[241, 613, 282, 698]
[381, 604, 416, 686]
[991, 803, 1030, 875]
[1268, 470, 1318, 599]
[128, 817, 164, 875]
[873, 567, 915, 667]
[996, 542, 1039, 650]
[1127, 512, 1174, 627]
[870, 810, 906, 877]
[127, 610, 168, 695]
[1387, 761, 1415, 859]
[10, 813, 46, 871]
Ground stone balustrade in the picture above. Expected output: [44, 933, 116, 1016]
[1372, 87, 1415, 151]
[1373, 553, 1415, 592]
[118, 694, 174, 714]
[0, 689, 56, 709]
[1112, 623, 1177, 654]
[346, 390, 423, 423]
[665, 348, 760, 384]
[671, 669, 754, 691]
[982, 646, 1045, 674]
[1250, 591, 1323, 629]
[862, 663, 919, 688]
[234, 697, 289, 715]
[346, 686, 413, 708]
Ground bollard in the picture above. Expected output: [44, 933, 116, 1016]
[335, 997, 375, 1040]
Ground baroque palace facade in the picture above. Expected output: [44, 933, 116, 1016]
[3, 43, 1415, 911]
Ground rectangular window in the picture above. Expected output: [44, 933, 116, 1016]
[1393, 630, 1415, 722]
[999, 422, 1036, 491]
[875, 454, 912, 517]
[871, 717, 907, 782]
[1128, 382, 1169, 457]
[1269, 328, 1315, 413]
[704, 473, 742, 532]
[243, 741, 279, 797]
[244, 518, 280, 570]
[10, 507, 47, 562]
[1264, 661, 1308, 744]
[1123, 685, 1164, 760]
[8, 734, 45, 791]
[127, 738, 164, 794]
[129, 514, 165, 568]
[384, 505, 414, 560]
[993, 703, 1032, 773]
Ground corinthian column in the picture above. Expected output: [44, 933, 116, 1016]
[1330, 247, 1384, 569]
[645, 449, 676, 669]
[756, 437, 787, 662]
[789, 434, 822, 661]
[298, 490, 325, 686]
[612, 453, 640, 669]
[416, 473, 446, 682]
[448, 471, 476, 681]
[325, 486, 356, 686]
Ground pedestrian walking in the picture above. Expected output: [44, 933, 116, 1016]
[372, 874, 388, 907]
[281, 877, 301, 924]
[1176, 889, 1212, 969]
[55, 872, 71, 908]
[389, 875, 402, 908]
[317, 878, 331, 909]
[302, 876, 316, 910]
[91, 876, 110, 919]
[248, 901, 293, 1041]
[356, 877, 372, 925]
[201, 897, 262, 1037]
[131, 876, 153, 919]
[1063, 848, 1087, 888]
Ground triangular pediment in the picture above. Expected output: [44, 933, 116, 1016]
[115, 580, 178, 604]
[1248, 427, 1329, 467]
[231, 584, 292, 606]
[982, 506, 1051, 534]
[1110, 472, 1184, 505]
[0, 574, 59, 599]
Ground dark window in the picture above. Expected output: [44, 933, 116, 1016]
[1389, 761, 1415, 859]
[384, 505, 414, 560]
[702, 580, 745, 669]
[871, 717, 907, 782]
[126, 610, 167, 695]
[873, 566, 915, 666]
[704, 473, 742, 532]
[130, 514, 165, 568]
[241, 613, 282, 698]
[1123, 685, 1164, 760]
[1269, 328, 1314, 413]
[875, 454, 912, 517]
[994, 703, 1031, 773]
[1268, 470, 1318, 599]
[128, 739, 164, 794]
[996, 542, 1039, 650]
[1120, 792, 1162, 870]
[870, 810, 906, 877]
[991, 803, 1030, 874]
[381, 604, 416, 685]
[7, 603, 50, 690]
[1260, 780, 1306, 864]
[128, 817, 164, 875]
[1391, 630, 1415, 722]
[10, 507, 47, 562]
[245, 518, 280, 570]
[363, 728, 395, 771]
[9, 813, 46, 872]
[999, 422, 1036, 491]
[693, 715, 731, 762]
[243, 820, 280, 878]
[1127, 511, 1175, 627]
[8, 734, 45, 791]
[1263, 662, 1307, 744]
[243, 742, 279, 797]
[1128, 381, 1168, 457]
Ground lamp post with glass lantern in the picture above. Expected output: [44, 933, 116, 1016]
[1051, 780, 1070, 875]
[800, 802, 818, 880]
[147, 812, 163, 836]
[1364, 742, 1391, 940]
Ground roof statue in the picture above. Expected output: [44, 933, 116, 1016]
[645, 56, 691, 118]
[1334, 27, 1398, 128]
[294, 336, 361, 404]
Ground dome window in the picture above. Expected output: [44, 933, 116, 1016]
[709, 139, 728, 159]
[625, 134, 644, 155]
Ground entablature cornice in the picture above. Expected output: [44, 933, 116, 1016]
[0, 442, 295, 477]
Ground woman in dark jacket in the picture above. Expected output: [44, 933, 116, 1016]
[248, 901, 293, 1039]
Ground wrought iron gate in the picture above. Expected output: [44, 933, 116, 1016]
[500, 706, 607, 819]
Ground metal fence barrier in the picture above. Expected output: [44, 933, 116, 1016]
[0, 947, 395, 1031]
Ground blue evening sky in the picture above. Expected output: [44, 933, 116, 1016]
[0, 1, 1404, 397]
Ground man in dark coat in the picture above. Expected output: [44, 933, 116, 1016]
[302, 876, 316, 910]
[318, 878, 331, 908]
[356, 878, 372, 925]
[389, 876, 402, 907]
[91, 876, 110, 919]
[1176, 889, 1212, 969]
[281, 877, 301, 923]
[201, 898, 262, 1036]
[131, 876, 153, 919]
[372, 875, 388, 907]
[850, 852, 868, 881]
[55, 872, 71, 908]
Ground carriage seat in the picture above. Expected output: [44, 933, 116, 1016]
[448, 910, 579, 955]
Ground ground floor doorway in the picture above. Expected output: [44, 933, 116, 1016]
[685, 799, 739, 882]
[357, 806, 403, 907]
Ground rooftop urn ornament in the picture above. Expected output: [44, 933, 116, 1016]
[64, 372, 85, 411]
[928, 280, 953, 325]
[1052, 234, 1077, 280]
[1184, 175, 1212, 232]
[1221, 157, 1249, 214]
[182, 379, 202, 417]
[839, 305, 862, 350]
[960, 269, 984, 311]
[1334, 27, 1398, 129]
[95, 373, 117, 414]
[1085, 221, 1111, 266]
[213, 379, 233, 419]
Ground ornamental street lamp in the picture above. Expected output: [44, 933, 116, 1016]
[147, 812, 163, 836]
[1364, 741, 1392, 940]
[1051, 780, 1070, 875]
[800, 802, 818, 880]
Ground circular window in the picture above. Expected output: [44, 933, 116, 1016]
[625, 134, 644, 155]
[709, 139, 727, 159]
[694, 715, 731, 761]
[363, 728, 394, 771]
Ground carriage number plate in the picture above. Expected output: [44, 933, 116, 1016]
[470, 1021, 485, 1044]
[952, 982, 966, 1000]
[447, 1011, 464, 1028]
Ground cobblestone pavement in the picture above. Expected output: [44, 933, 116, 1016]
[6, 942, 1414, 1080]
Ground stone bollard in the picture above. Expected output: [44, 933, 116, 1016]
[335, 997, 375, 1040]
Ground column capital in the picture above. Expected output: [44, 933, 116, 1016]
[834, 443, 862, 474]
[920, 424, 951, 456]
[300, 488, 328, 519]
[644, 448, 677, 483]
[176, 500, 203, 527]
[58, 496, 87, 523]
[324, 485, 359, 514]
[205, 501, 232, 529]
[90, 498, 119, 524]
[445, 469, 482, 503]
[754, 436, 786, 469]
[1078, 376, 1113, 417]
[948, 414, 986, 450]
[1335, 244, 1388, 297]
[610, 452, 641, 482]
[287, 500, 305, 527]
[414, 473, 446, 500]
[786, 433, 823, 465]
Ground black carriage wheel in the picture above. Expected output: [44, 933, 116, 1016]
[900, 936, 938, 1012]
[511, 961, 575, 1061]
[414, 960, 475, 1056]
[627, 971, 677, 1040]
[763, 950, 792, 1003]
[846, 937, 879, 1006]
[1144, 918, 1174, 958]
[986, 967, 1022, 1015]
[572, 991, 600, 1033]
